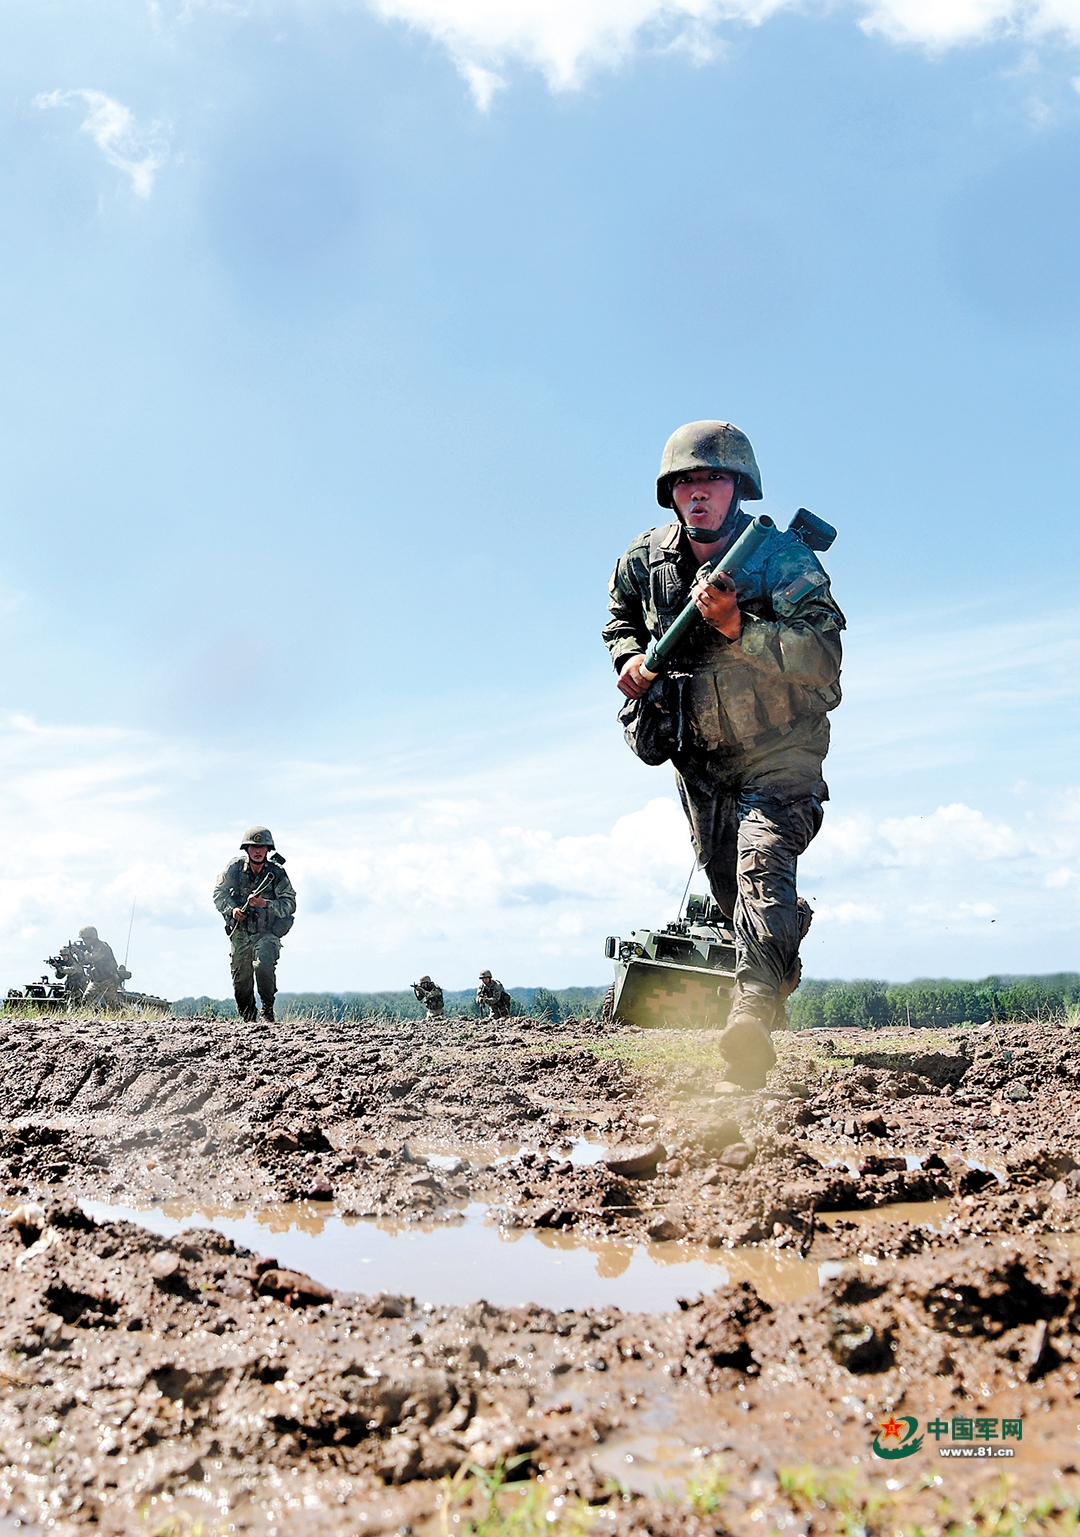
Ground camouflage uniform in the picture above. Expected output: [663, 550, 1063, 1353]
[477, 975, 512, 1019]
[79, 930, 122, 1010]
[604, 505, 844, 1058]
[413, 976, 445, 1019]
[212, 851, 296, 1023]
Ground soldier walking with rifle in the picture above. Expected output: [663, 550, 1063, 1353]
[212, 826, 296, 1023]
[604, 421, 844, 1089]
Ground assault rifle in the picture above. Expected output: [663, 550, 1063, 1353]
[639, 508, 835, 681]
[224, 852, 287, 937]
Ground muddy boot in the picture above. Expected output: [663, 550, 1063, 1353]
[720, 982, 779, 1090]
[260, 1002, 276, 1023]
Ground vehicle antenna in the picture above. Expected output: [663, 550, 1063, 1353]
[123, 895, 137, 969]
[677, 859, 696, 921]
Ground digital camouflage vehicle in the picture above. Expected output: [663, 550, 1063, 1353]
[601, 893, 737, 1029]
[5, 943, 171, 1014]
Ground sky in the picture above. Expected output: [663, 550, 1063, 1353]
[1, 0, 1079, 999]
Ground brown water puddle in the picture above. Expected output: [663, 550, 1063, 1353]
[819, 1199, 952, 1231]
[45, 1192, 953, 1312]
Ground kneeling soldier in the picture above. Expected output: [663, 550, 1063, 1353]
[477, 970, 512, 1019]
[413, 975, 445, 1019]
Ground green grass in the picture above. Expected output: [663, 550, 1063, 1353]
[575, 1028, 730, 1075]
[435, 1459, 1080, 1537]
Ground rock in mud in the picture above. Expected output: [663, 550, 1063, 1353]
[646, 1212, 686, 1241]
[603, 1140, 666, 1176]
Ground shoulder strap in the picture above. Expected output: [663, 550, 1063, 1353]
[648, 523, 680, 564]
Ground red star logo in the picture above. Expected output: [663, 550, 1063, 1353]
[878, 1415, 905, 1441]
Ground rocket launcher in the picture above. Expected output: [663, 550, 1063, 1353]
[638, 507, 836, 681]
[639, 514, 775, 681]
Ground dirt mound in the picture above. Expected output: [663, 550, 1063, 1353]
[5, 1013, 1080, 1531]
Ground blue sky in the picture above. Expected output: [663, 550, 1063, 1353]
[1, 0, 1078, 999]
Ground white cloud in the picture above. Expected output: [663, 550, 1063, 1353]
[166, 0, 1080, 103]
[1, 664, 1078, 999]
[361, 0, 1080, 101]
[34, 89, 167, 197]
[860, 0, 1080, 48]
[366, 0, 784, 98]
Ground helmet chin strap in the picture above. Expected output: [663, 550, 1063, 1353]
[685, 480, 743, 544]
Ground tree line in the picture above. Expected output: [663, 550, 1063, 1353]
[172, 985, 609, 1023]
[785, 973, 1080, 1031]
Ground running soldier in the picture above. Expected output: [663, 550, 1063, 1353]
[604, 421, 844, 1088]
[212, 827, 296, 1024]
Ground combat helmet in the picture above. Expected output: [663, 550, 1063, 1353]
[656, 421, 763, 509]
[78, 926, 98, 942]
[240, 826, 275, 849]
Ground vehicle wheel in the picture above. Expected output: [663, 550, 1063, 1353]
[599, 984, 615, 1022]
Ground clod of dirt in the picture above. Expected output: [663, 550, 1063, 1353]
[257, 1265, 334, 1305]
[827, 1309, 894, 1372]
[5, 1202, 46, 1241]
[696, 1117, 744, 1154]
[718, 1141, 755, 1170]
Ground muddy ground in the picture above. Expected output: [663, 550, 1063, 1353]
[3, 1009, 1080, 1532]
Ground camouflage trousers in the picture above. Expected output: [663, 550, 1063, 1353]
[675, 753, 825, 997]
[84, 978, 120, 1011]
[230, 930, 281, 1022]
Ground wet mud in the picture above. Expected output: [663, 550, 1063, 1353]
[4, 1011, 1080, 1531]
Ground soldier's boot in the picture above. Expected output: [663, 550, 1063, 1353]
[261, 1002, 276, 1023]
[719, 982, 779, 1090]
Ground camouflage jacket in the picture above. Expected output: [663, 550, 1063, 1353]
[212, 855, 296, 938]
[603, 513, 845, 752]
[84, 939, 119, 983]
[414, 981, 444, 1012]
[477, 978, 509, 1006]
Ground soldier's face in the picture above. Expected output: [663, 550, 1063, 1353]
[246, 844, 267, 867]
[671, 469, 736, 533]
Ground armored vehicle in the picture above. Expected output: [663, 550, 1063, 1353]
[5, 942, 171, 1014]
[601, 893, 736, 1029]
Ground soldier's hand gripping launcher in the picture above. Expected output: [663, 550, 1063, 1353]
[638, 515, 775, 682]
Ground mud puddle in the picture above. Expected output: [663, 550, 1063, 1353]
[76, 1196, 843, 1308]
[818, 1198, 952, 1231]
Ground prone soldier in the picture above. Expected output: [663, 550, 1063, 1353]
[212, 826, 296, 1024]
[604, 420, 844, 1089]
